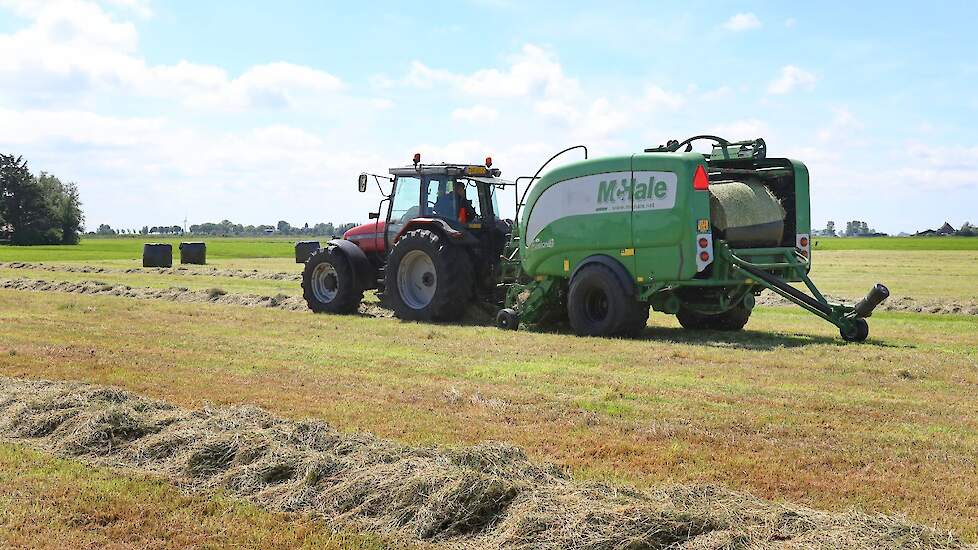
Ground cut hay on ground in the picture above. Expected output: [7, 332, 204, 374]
[0, 377, 969, 549]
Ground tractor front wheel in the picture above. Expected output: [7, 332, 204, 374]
[676, 303, 752, 331]
[385, 229, 473, 322]
[301, 246, 363, 314]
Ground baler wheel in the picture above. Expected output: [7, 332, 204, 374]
[384, 229, 473, 322]
[620, 303, 650, 338]
[676, 303, 752, 331]
[840, 318, 870, 342]
[567, 264, 645, 337]
[301, 246, 363, 314]
[496, 308, 519, 331]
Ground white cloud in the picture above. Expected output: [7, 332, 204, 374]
[767, 65, 817, 94]
[451, 105, 499, 123]
[402, 44, 580, 101]
[708, 119, 771, 140]
[817, 107, 864, 142]
[722, 13, 762, 32]
[0, 1, 350, 112]
[643, 85, 685, 111]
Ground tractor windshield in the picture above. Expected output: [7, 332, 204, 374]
[423, 177, 482, 223]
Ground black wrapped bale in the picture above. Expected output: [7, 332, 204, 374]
[142, 243, 172, 268]
[179, 242, 207, 265]
[295, 240, 321, 264]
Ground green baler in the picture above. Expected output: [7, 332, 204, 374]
[496, 136, 889, 341]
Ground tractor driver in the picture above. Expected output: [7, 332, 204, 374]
[433, 180, 476, 223]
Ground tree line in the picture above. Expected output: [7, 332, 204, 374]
[94, 220, 360, 237]
[0, 155, 84, 245]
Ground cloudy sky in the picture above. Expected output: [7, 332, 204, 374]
[1, 0, 976, 233]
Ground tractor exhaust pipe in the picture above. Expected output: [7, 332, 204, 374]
[853, 283, 890, 318]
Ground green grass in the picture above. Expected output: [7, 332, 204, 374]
[0, 444, 407, 549]
[813, 236, 978, 251]
[1, 291, 976, 540]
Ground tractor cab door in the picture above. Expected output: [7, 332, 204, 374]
[385, 175, 423, 250]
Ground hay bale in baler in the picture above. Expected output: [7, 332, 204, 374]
[708, 179, 785, 247]
[295, 241, 321, 264]
[142, 243, 172, 268]
[179, 242, 206, 265]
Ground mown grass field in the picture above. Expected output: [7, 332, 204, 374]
[1, 235, 977, 545]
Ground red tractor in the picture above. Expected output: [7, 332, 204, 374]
[301, 155, 514, 321]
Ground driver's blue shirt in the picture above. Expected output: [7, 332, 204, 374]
[433, 193, 456, 218]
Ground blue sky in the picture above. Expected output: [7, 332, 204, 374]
[1, 0, 976, 233]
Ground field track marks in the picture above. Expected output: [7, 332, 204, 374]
[1, 376, 970, 550]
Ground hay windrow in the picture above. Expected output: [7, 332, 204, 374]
[0, 377, 969, 549]
[0, 261, 301, 281]
[0, 277, 500, 324]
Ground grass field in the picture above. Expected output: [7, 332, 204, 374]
[1, 236, 977, 545]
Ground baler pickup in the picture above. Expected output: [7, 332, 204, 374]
[722, 245, 889, 341]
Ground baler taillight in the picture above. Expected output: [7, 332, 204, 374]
[796, 233, 811, 258]
[695, 233, 714, 271]
[693, 165, 709, 190]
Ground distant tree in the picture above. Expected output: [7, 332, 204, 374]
[277, 220, 292, 234]
[957, 222, 976, 237]
[140, 226, 149, 235]
[825, 221, 836, 237]
[0, 155, 60, 244]
[96, 224, 116, 235]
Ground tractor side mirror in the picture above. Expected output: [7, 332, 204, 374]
[358, 174, 368, 193]
[368, 212, 379, 219]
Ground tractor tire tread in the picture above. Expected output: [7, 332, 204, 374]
[301, 246, 363, 314]
[385, 229, 474, 322]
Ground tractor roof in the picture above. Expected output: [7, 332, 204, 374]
[389, 163, 502, 179]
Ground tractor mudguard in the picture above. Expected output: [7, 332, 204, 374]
[396, 218, 480, 246]
[328, 238, 376, 290]
[570, 254, 635, 296]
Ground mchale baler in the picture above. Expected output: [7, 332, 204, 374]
[302, 136, 889, 342]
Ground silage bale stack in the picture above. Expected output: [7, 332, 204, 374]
[142, 243, 172, 268]
[708, 178, 785, 247]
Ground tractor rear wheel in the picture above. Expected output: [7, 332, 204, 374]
[567, 264, 645, 337]
[301, 246, 363, 314]
[385, 229, 473, 322]
[676, 303, 752, 331]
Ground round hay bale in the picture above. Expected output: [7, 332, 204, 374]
[179, 242, 206, 265]
[142, 243, 172, 268]
[295, 241, 321, 264]
[709, 180, 785, 247]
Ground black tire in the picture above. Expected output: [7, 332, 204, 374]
[620, 302, 651, 338]
[567, 264, 644, 337]
[840, 318, 869, 342]
[301, 246, 363, 314]
[496, 308, 519, 331]
[384, 229, 473, 322]
[677, 303, 752, 331]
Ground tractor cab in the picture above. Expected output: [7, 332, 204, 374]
[383, 160, 510, 252]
